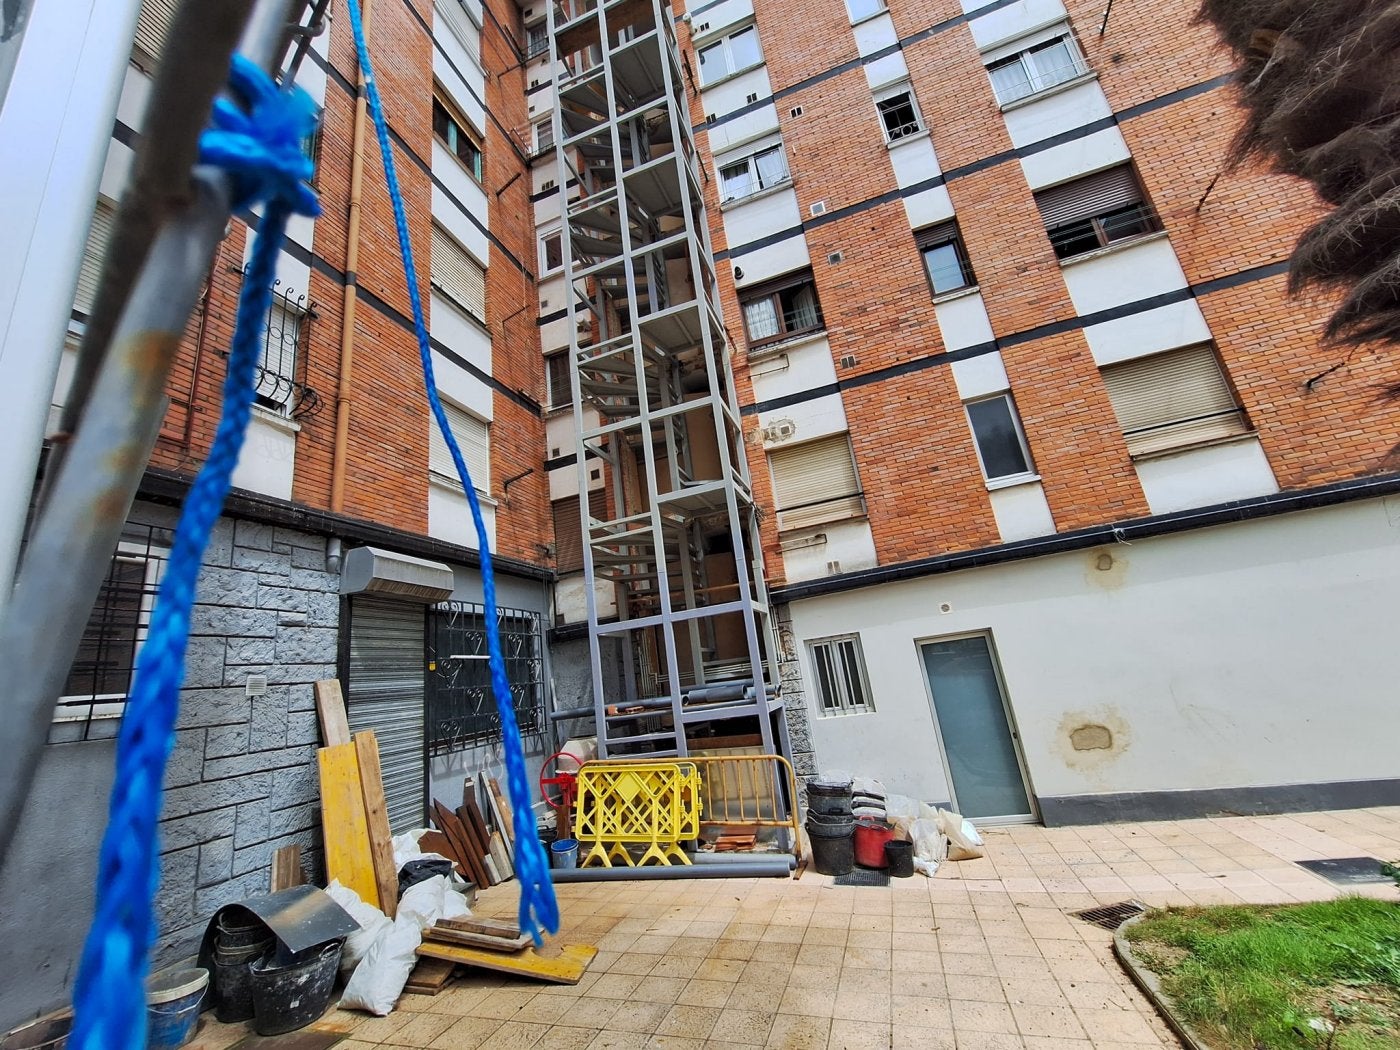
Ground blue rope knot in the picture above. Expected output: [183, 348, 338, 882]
[200, 55, 322, 217]
[69, 57, 322, 1050]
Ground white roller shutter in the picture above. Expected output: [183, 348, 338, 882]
[74, 200, 115, 318]
[1034, 166, 1141, 229]
[431, 225, 486, 324]
[429, 401, 490, 492]
[1101, 344, 1248, 456]
[768, 433, 863, 531]
[347, 597, 426, 833]
[134, 0, 178, 68]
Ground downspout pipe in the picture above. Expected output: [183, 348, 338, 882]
[329, 0, 372, 512]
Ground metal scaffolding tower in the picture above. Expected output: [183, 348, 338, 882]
[547, 0, 787, 762]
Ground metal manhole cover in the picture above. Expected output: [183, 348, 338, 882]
[833, 868, 890, 887]
[1072, 900, 1147, 930]
[1296, 857, 1392, 885]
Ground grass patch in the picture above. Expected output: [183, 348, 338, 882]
[1126, 897, 1400, 1049]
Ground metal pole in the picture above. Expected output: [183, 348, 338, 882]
[0, 0, 301, 867]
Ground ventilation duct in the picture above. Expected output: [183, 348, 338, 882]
[340, 546, 455, 603]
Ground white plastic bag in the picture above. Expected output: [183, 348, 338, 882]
[339, 875, 471, 1015]
[936, 809, 984, 861]
[324, 880, 393, 977]
[909, 817, 946, 877]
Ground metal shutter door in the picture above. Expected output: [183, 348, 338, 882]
[428, 402, 491, 491]
[768, 433, 862, 530]
[552, 496, 583, 572]
[1102, 345, 1247, 456]
[135, 0, 178, 66]
[347, 597, 426, 833]
[1034, 166, 1140, 229]
[74, 201, 115, 317]
[431, 226, 486, 323]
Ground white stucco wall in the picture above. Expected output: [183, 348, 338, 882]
[787, 497, 1400, 807]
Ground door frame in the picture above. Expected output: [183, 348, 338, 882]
[914, 629, 1039, 825]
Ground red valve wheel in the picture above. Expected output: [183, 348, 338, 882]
[539, 750, 583, 839]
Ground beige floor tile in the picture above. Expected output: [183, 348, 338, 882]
[764, 1013, 831, 1049]
[945, 974, 1009, 1003]
[709, 1008, 777, 1046]
[677, 978, 735, 1008]
[630, 975, 689, 1004]
[832, 987, 892, 1022]
[478, 1020, 550, 1050]
[655, 1004, 722, 1040]
[777, 983, 838, 1018]
[390, 1012, 464, 1046]
[729, 980, 788, 1011]
[891, 994, 952, 1030]
[584, 974, 643, 1001]
[951, 1000, 1018, 1035]
[603, 1000, 670, 1034]
[1073, 1009, 1162, 1044]
[950, 1031, 1025, 1050]
[534, 1027, 598, 1049]
[428, 1016, 505, 1049]
[828, 1018, 893, 1049]
[584, 1031, 650, 1050]
[891, 1023, 957, 1050]
[892, 948, 947, 973]
[606, 953, 659, 976]
[1012, 1004, 1087, 1040]
[842, 945, 892, 970]
[694, 957, 747, 982]
[547, 997, 621, 1030]
[940, 952, 998, 977]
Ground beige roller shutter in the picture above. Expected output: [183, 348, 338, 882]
[74, 200, 115, 318]
[552, 496, 583, 573]
[429, 401, 491, 491]
[768, 433, 863, 531]
[431, 225, 486, 324]
[1101, 344, 1248, 456]
[134, 0, 178, 68]
[1034, 165, 1141, 229]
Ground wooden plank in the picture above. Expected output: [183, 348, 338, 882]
[484, 780, 514, 863]
[270, 845, 304, 892]
[456, 806, 495, 886]
[318, 743, 377, 905]
[414, 942, 598, 985]
[403, 957, 457, 995]
[488, 832, 513, 881]
[423, 925, 531, 952]
[433, 801, 489, 890]
[354, 731, 399, 918]
[314, 679, 351, 747]
[483, 855, 501, 884]
[462, 793, 492, 858]
[437, 916, 522, 939]
[418, 831, 466, 878]
[487, 777, 515, 840]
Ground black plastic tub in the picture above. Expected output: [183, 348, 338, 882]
[805, 816, 855, 876]
[805, 779, 854, 817]
[249, 941, 342, 1036]
[885, 839, 915, 878]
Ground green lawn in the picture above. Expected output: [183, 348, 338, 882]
[1126, 898, 1400, 1049]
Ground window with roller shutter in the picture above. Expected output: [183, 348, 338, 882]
[767, 433, 864, 531]
[430, 225, 487, 324]
[74, 200, 115, 320]
[428, 401, 491, 493]
[1100, 344, 1249, 457]
[552, 496, 583, 573]
[1033, 165, 1160, 259]
[133, 0, 178, 71]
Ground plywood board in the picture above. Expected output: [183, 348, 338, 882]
[314, 679, 350, 747]
[487, 777, 515, 840]
[488, 832, 513, 881]
[414, 942, 598, 984]
[354, 731, 399, 918]
[403, 957, 457, 996]
[270, 845, 303, 892]
[418, 831, 466, 878]
[318, 743, 377, 907]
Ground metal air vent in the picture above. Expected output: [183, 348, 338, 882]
[810, 201, 827, 216]
[340, 546, 455, 603]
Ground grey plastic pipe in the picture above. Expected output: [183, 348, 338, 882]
[550, 856, 793, 882]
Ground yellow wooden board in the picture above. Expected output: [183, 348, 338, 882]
[354, 731, 399, 917]
[317, 742, 377, 906]
[414, 942, 597, 984]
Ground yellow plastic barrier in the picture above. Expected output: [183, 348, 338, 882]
[573, 760, 701, 867]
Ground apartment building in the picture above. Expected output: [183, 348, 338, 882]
[0, 0, 560, 1027]
[531, 0, 1400, 824]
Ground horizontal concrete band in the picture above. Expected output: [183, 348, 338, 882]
[1038, 777, 1400, 827]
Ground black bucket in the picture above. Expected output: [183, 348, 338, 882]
[805, 817, 854, 876]
[885, 839, 915, 878]
[249, 941, 342, 1036]
[212, 952, 262, 1023]
[805, 779, 853, 817]
[215, 916, 272, 951]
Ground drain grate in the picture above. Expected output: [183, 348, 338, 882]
[1072, 900, 1147, 930]
[1295, 857, 1392, 885]
[833, 868, 890, 888]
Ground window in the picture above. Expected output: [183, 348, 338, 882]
[431, 224, 487, 323]
[133, 0, 176, 69]
[73, 199, 115, 319]
[740, 270, 824, 349]
[552, 496, 584, 573]
[540, 230, 563, 273]
[426, 601, 545, 751]
[768, 432, 863, 531]
[875, 83, 923, 142]
[966, 395, 1035, 482]
[844, 0, 886, 22]
[696, 25, 763, 85]
[58, 526, 168, 739]
[917, 221, 975, 296]
[545, 350, 570, 408]
[1033, 165, 1160, 260]
[526, 22, 549, 58]
[718, 143, 789, 203]
[987, 34, 1086, 105]
[1101, 344, 1249, 457]
[534, 119, 554, 153]
[809, 635, 874, 717]
[254, 285, 310, 411]
[432, 96, 483, 181]
[429, 400, 491, 493]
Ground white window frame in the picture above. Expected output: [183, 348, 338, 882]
[534, 119, 554, 153]
[874, 82, 924, 143]
[964, 394, 1037, 485]
[429, 399, 491, 496]
[808, 634, 875, 717]
[844, 0, 887, 23]
[983, 26, 1089, 107]
[696, 24, 763, 87]
[539, 228, 563, 275]
[716, 139, 790, 204]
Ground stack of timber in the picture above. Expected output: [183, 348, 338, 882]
[426, 776, 515, 890]
[417, 917, 598, 984]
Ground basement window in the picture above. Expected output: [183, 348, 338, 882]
[809, 635, 875, 717]
[875, 82, 924, 143]
[432, 94, 484, 182]
[697, 25, 763, 86]
[768, 432, 864, 531]
[1100, 344, 1249, 457]
[917, 221, 976, 296]
[739, 269, 824, 350]
[965, 394, 1036, 483]
[1034, 165, 1160, 260]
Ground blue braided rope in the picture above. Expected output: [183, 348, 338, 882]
[68, 58, 320, 1050]
[342, 0, 558, 942]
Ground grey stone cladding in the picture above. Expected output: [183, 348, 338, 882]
[775, 604, 816, 781]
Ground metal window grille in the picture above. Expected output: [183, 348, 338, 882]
[527, 23, 549, 58]
[987, 37, 1087, 105]
[877, 90, 922, 141]
[54, 523, 171, 742]
[425, 601, 546, 752]
[809, 635, 874, 716]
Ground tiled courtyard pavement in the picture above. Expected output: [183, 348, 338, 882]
[191, 807, 1400, 1050]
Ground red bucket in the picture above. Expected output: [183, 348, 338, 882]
[853, 819, 895, 868]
